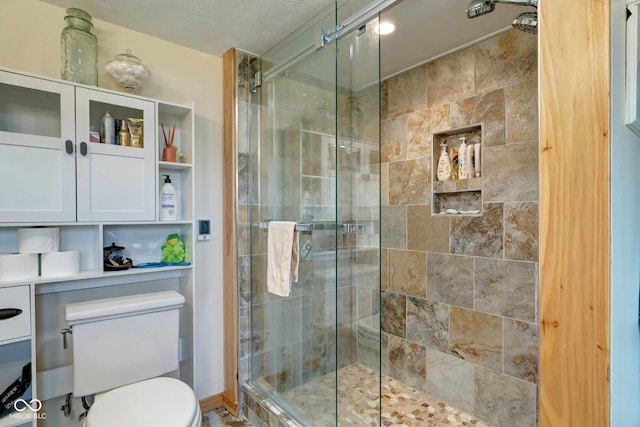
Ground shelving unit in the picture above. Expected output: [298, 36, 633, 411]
[0, 67, 196, 427]
[0, 285, 36, 427]
[432, 124, 483, 215]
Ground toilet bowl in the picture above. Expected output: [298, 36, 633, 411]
[84, 377, 201, 427]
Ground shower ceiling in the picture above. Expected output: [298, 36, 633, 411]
[39, 0, 520, 80]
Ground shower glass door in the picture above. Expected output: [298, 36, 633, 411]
[248, 1, 381, 426]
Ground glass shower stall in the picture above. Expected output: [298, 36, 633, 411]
[246, 1, 383, 425]
[236, 0, 540, 426]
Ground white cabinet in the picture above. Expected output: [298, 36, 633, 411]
[0, 69, 155, 223]
[0, 67, 196, 427]
[0, 72, 76, 223]
[75, 88, 155, 222]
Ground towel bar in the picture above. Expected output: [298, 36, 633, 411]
[252, 221, 364, 233]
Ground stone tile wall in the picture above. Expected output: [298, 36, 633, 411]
[379, 30, 539, 427]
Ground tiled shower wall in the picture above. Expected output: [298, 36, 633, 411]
[379, 29, 539, 426]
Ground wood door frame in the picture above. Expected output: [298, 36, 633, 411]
[539, 0, 610, 425]
[222, 47, 239, 416]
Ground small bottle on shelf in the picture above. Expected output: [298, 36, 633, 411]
[100, 110, 115, 145]
[119, 119, 131, 146]
[437, 143, 452, 181]
[474, 142, 482, 177]
[159, 175, 178, 221]
[458, 137, 468, 179]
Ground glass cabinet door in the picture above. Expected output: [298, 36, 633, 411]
[0, 70, 76, 223]
[75, 88, 155, 222]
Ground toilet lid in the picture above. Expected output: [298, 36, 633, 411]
[85, 377, 198, 427]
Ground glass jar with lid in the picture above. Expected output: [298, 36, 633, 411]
[60, 8, 98, 86]
[105, 49, 151, 93]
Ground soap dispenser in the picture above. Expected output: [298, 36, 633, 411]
[159, 175, 178, 221]
[436, 142, 452, 181]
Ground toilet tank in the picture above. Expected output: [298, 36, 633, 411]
[65, 291, 185, 397]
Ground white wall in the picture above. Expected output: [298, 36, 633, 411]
[0, 0, 224, 399]
[611, 0, 640, 424]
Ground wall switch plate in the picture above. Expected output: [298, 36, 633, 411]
[198, 219, 211, 241]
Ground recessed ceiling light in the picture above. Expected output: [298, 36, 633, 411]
[376, 21, 395, 35]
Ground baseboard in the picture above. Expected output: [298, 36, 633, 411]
[199, 393, 224, 413]
[222, 392, 239, 416]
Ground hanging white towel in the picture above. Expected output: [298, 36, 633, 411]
[267, 221, 299, 297]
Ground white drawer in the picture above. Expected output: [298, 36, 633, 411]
[0, 285, 31, 343]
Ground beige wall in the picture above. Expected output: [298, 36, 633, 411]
[0, 0, 224, 399]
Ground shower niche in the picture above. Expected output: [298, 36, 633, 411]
[432, 124, 483, 215]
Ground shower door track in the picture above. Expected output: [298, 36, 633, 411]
[260, 0, 400, 83]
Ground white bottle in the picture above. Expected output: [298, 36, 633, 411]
[458, 137, 468, 179]
[160, 175, 178, 220]
[436, 143, 452, 181]
[467, 143, 475, 179]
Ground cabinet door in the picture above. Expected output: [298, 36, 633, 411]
[0, 71, 76, 222]
[75, 88, 155, 222]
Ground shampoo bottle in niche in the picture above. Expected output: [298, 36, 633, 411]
[436, 143, 452, 181]
[160, 175, 178, 220]
[474, 142, 481, 177]
[458, 137, 468, 179]
[467, 142, 475, 178]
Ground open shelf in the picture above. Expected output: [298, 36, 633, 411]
[432, 124, 483, 215]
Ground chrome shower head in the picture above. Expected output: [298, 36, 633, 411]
[466, 0, 538, 34]
[512, 11, 537, 34]
[466, 0, 495, 18]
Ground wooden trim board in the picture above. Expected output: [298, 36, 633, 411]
[222, 47, 240, 416]
[539, 0, 610, 425]
[199, 393, 224, 413]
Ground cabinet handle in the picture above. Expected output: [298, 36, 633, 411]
[0, 308, 22, 320]
[65, 139, 74, 155]
[80, 141, 88, 156]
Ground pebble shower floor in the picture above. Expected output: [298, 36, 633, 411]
[241, 364, 493, 426]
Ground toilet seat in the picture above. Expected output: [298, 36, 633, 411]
[84, 377, 201, 427]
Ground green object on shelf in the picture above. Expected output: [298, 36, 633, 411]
[161, 233, 185, 263]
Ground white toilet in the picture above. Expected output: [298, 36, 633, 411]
[65, 291, 202, 427]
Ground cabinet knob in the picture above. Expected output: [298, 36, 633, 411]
[80, 141, 88, 156]
[65, 139, 74, 155]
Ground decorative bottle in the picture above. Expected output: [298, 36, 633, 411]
[458, 137, 468, 179]
[436, 143, 452, 181]
[61, 8, 98, 86]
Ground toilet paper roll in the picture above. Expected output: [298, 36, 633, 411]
[40, 251, 80, 278]
[18, 228, 60, 254]
[0, 253, 39, 281]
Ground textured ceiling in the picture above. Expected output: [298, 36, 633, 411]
[40, 0, 527, 79]
[40, 0, 340, 56]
